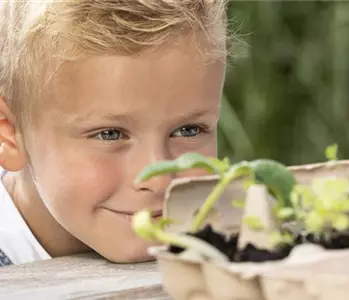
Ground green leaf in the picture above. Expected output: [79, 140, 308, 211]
[330, 200, 349, 213]
[269, 231, 294, 247]
[304, 211, 325, 233]
[312, 177, 349, 198]
[207, 157, 230, 174]
[135, 152, 221, 183]
[332, 214, 349, 232]
[222, 157, 230, 166]
[325, 144, 338, 161]
[243, 215, 265, 231]
[290, 185, 315, 209]
[311, 177, 349, 213]
[228, 161, 251, 178]
[135, 160, 179, 183]
[176, 153, 222, 174]
[250, 159, 296, 208]
[231, 199, 245, 208]
[276, 207, 295, 220]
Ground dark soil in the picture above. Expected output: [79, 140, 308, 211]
[169, 225, 239, 260]
[168, 225, 349, 263]
[298, 231, 349, 250]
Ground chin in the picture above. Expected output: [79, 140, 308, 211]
[96, 239, 161, 264]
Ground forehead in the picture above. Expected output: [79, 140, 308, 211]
[43, 35, 225, 122]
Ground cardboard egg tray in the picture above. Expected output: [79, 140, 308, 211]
[149, 160, 349, 300]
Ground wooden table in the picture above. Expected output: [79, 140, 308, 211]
[0, 253, 170, 300]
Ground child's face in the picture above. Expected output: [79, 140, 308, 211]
[23, 37, 225, 262]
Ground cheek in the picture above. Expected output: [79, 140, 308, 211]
[27, 137, 124, 220]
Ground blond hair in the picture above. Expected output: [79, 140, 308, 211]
[0, 0, 229, 127]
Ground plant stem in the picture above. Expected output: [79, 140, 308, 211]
[156, 230, 228, 262]
[191, 163, 251, 232]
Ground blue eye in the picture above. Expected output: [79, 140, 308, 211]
[97, 129, 122, 141]
[172, 125, 202, 137]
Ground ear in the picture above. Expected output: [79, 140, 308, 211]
[0, 96, 26, 171]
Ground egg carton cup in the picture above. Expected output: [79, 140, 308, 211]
[260, 246, 349, 300]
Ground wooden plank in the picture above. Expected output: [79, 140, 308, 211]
[0, 252, 170, 300]
[68, 285, 169, 300]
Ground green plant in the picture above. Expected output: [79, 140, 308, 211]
[325, 144, 339, 161]
[134, 152, 296, 232]
[269, 144, 346, 247]
[277, 176, 349, 242]
[131, 210, 228, 262]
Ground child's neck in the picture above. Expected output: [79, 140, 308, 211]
[2, 167, 91, 258]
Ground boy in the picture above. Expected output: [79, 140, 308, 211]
[0, 0, 229, 266]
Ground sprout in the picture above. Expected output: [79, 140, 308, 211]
[189, 159, 296, 231]
[132, 210, 228, 262]
[325, 144, 338, 161]
[269, 231, 295, 248]
[134, 152, 296, 233]
[283, 176, 349, 241]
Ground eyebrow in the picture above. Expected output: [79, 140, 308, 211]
[65, 112, 134, 125]
[172, 108, 219, 123]
[66, 108, 218, 126]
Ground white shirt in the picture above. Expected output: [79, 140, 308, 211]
[0, 169, 51, 266]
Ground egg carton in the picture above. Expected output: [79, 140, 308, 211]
[149, 160, 349, 300]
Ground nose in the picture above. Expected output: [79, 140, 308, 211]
[131, 146, 174, 198]
[133, 172, 173, 197]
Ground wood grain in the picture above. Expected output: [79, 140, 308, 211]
[0, 252, 170, 300]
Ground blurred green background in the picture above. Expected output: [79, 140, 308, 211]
[218, 1, 349, 166]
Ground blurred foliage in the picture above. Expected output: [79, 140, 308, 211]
[218, 1, 349, 166]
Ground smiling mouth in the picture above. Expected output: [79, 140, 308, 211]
[103, 208, 163, 221]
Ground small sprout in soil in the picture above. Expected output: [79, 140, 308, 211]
[284, 176, 349, 242]
[325, 143, 338, 161]
[189, 158, 296, 231]
[132, 210, 228, 262]
[134, 152, 296, 233]
[269, 231, 295, 248]
[276, 207, 295, 220]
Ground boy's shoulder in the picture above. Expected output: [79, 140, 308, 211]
[0, 169, 51, 266]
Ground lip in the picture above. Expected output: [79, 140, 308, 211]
[102, 207, 163, 221]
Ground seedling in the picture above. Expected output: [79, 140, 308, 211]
[277, 176, 349, 242]
[132, 210, 228, 262]
[132, 144, 349, 267]
[134, 152, 296, 233]
[270, 144, 349, 247]
[325, 143, 338, 161]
